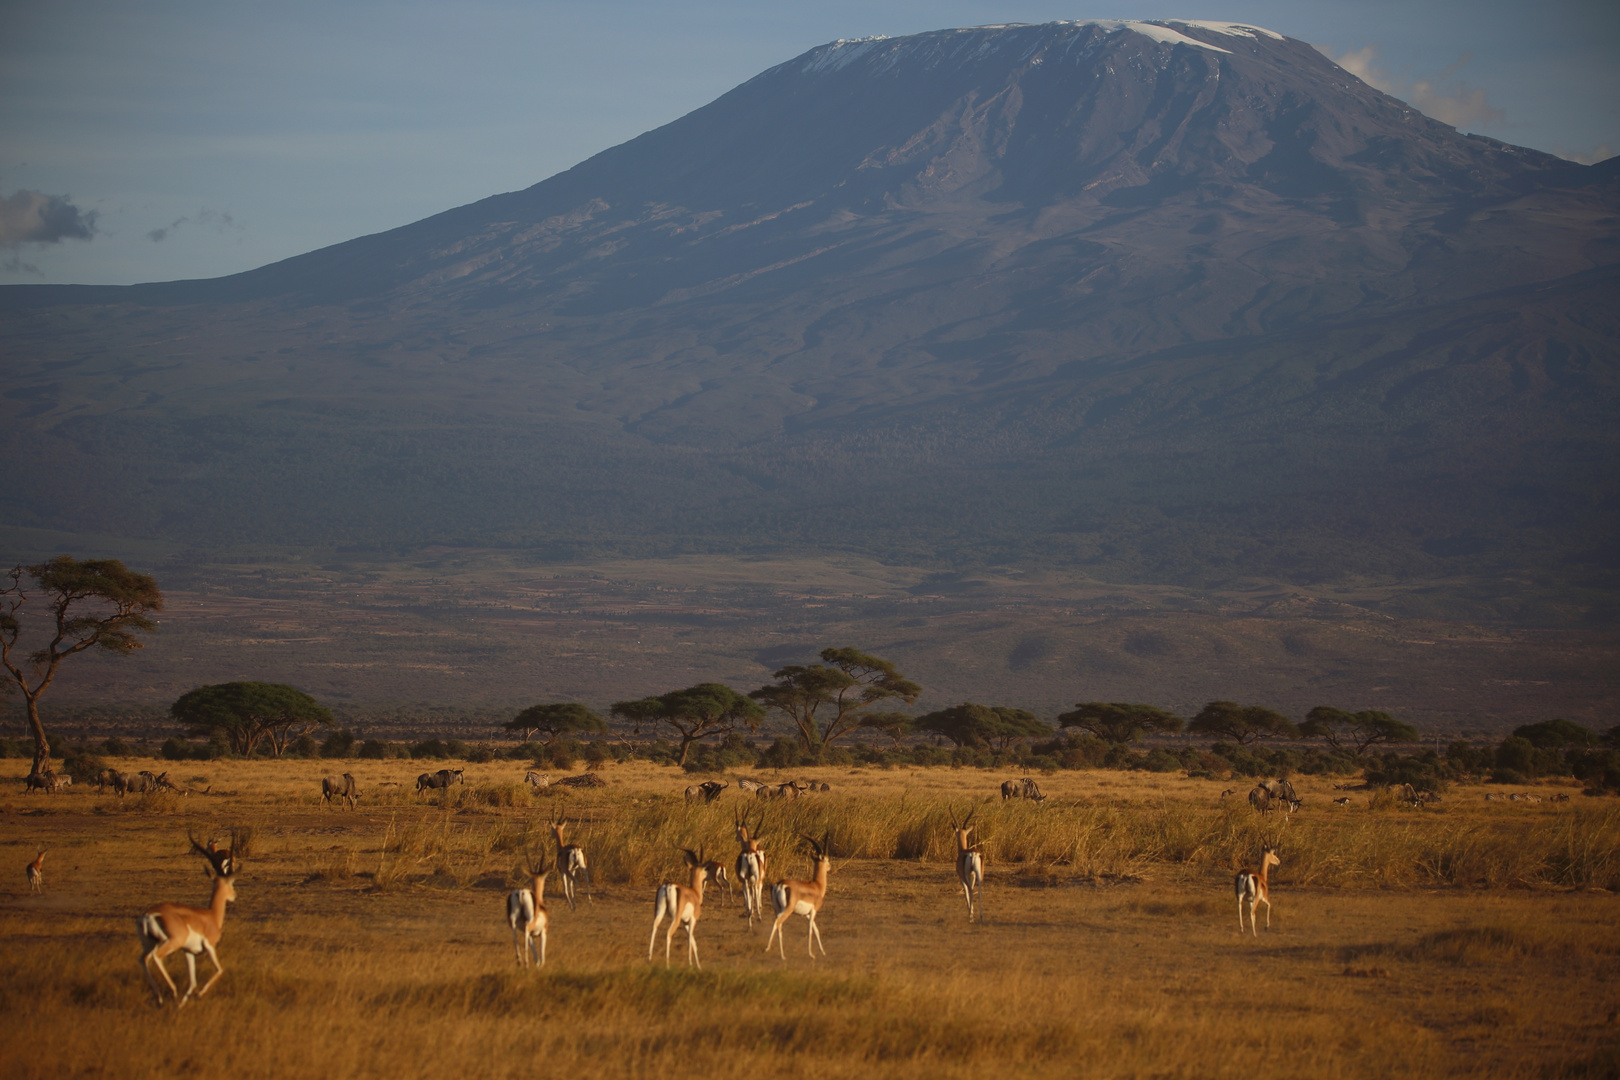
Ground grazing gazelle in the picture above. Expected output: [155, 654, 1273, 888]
[137, 834, 239, 1006]
[506, 853, 552, 967]
[26, 848, 45, 893]
[766, 832, 832, 960]
[701, 858, 732, 905]
[648, 847, 707, 968]
[552, 813, 592, 910]
[734, 810, 768, 927]
[1234, 846, 1280, 937]
[949, 807, 983, 921]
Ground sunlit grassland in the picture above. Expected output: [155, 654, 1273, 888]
[3, 759, 1617, 1078]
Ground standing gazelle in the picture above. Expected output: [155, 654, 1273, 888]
[648, 847, 707, 968]
[949, 807, 983, 921]
[551, 812, 592, 910]
[137, 834, 239, 1006]
[1235, 846, 1280, 936]
[765, 832, 831, 960]
[26, 848, 46, 893]
[734, 810, 768, 926]
[506, 853, 552, 967]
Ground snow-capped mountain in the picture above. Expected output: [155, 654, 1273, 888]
[1, 21, 1615, 589]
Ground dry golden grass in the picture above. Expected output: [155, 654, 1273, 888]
[3, 758, 1617, 1079]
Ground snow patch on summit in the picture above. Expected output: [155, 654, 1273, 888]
[790, 18, 1292, 77]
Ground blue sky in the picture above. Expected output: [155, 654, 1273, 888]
[2, 0, 1615, 286]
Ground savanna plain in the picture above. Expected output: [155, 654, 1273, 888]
[4, 760, 1618, 1080]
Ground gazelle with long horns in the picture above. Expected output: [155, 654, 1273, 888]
[137, 833, 240, 1006]
[1235, 846, 1280, 936]
[551, 811, 592, 910]
[734, 810, 768, 926]
[648, 847, 707, 968]
[506, 853, 552, 967]
[765, 832, 831, 960]
[949, 807, 984, 921]
[26, 848, 45, 893]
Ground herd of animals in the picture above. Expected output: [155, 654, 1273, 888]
[12, 761, 1578, 1007]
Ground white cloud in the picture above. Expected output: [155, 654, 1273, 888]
[1326, 45, 1505, 132]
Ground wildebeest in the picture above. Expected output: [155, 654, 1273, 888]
[320, 772, 359, 809]
[1001, 777, 1047, 803]
[24, 770, 59, 794]
[685, 780, 728, 803]
[416, 768, 465, 796]
[1248, 786, 1274, 813]
[1389, 782, 1420, 807]
[1258, 778, 1299, 803]
[122, 770, 162, 795]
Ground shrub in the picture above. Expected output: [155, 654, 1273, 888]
[466, 744, 497, 764]
[287, 734, 320, 758]
[411, 739, 449, 760]
[161, 737, 191, 761]
[62, 749, 104, 782]
[320, 728, 356, 758]
[101, 737, 133, 757]
[759, 737, 802, 771]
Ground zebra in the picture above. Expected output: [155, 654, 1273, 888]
[524, 771, 550, 791]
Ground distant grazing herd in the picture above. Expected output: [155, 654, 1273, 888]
[13, 759, 1579, 1007]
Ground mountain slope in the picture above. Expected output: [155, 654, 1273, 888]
[1, 20, 1616, 597]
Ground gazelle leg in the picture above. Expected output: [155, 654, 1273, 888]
[196, 940, 225, 999]
[687, 923, 700, 969]
[538, 928, 546, 967]
[766, 912, 788, 957]
[665, 920, 678, 966]
[648, 911, 664, 962]
[177, 951, 199, 1006]
[1261, 896, 1271, 930]
[142, 951, 174, 1004]
[810, 913, 825, 957]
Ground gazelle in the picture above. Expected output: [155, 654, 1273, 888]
[701, 858, 732, 904]
[949, 807, 984, 921]
[734, 810, 769, 927]
[765, 832, 831, 960]
[1234, 846, 1280, 937]
[506, 853, 552, 967]
[26, 848, 45, 893]
[648, 847, 707, 968]
[137, 834, 239, 1006]
[552, 813, 592, 910]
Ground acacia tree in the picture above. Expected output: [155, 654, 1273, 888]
[0, 557, 164, 777]
[1300, 706, 1419, 755]
[504, 702, 606, 744]
[1188, 701, 1298, 744]
[611, 682, 763, 766]
[171, 682, 332, 757]
[858, 711, 916, 748]
[750, 647, 921, 759]
[915, 703, 1052, 750]
[1058, 702, 1183, 744]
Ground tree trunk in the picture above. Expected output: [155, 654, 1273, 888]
[676, 734, 695, 766]
[26, 693, 50, 777]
